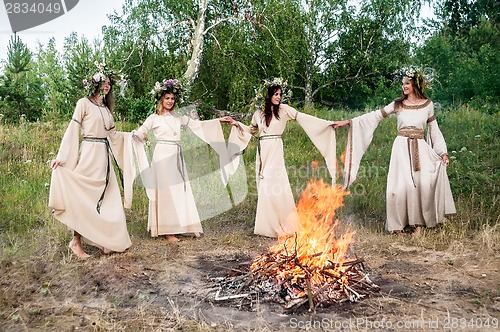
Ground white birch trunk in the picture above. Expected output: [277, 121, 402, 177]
[304, 63, 314, 108]
[183, 0, 209, 86]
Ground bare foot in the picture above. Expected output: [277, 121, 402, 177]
[194, 232, 201, 238]
[103, 248, 114, 255]
[166, 235, 180, 243]
[412, 226, 422, 237]
[69, 240, 91, 259]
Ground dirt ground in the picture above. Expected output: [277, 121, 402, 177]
[1, 219, 499, 332]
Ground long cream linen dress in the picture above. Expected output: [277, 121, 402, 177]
[227, 104, 336, 238]
[132, 113, 227, 237]
[342, 100, 456, 232]
[49, 97, 134, 252]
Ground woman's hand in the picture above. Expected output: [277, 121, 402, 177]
[50, 159, 61, 170]
[442, 154, 450, 166]
[220, 116, 239, 127]
[332, 120, 349, 129]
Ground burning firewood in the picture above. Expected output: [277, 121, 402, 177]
[213, 179, 380, 311]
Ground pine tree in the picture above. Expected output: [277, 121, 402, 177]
[0, 36, 43, 123]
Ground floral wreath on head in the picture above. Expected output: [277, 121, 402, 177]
[249, 77, 293, 111]
[395, 65, 435, 93]
[151, 78, 185, 103]
[82, 61, 126, 96]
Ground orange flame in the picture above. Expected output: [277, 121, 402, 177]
[250, 179, 355, 289]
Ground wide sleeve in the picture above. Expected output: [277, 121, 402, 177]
[225, 112, 257, 179]
[342, 103, 393, 188]
[128, 115, 156, 201]
[130, 137, 155, 202]
[132, 114, 155, 143]
[426, 103, 448, 157]
[108, 129, 136, 209]
[184, 116, 231, 186]
[280, 103, 299, 121]
[294, 111, 337, 181]
[56, 98, 86, 170]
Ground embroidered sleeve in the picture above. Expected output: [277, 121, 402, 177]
[381, 101, 396, 117]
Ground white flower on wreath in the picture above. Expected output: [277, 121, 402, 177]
[249, 77, 293, 111]
[82, 61, 127, 96]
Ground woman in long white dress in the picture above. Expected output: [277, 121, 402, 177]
[333, 67, 456, 233]
[49, 64, 134, 258]
[226, 78, 337, 238]
[132, 79, 229, 242]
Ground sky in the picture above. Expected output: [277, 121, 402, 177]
[0, 0, 126, 61]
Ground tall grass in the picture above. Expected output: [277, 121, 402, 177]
[0, 106, 498, 258]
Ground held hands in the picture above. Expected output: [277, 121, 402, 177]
[50, 159, 60, 170]
[220, 116, 239, 127]
[332, 120, 350, 130]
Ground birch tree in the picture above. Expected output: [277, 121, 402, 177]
[104, 0, 257, 88]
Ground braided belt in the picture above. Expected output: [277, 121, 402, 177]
[259, 134, 282, 141]
[82, 136, 123, 214]
[157, 139, 186, 191]
[83, 137, 108, 143]
[397, 128, 424, 187]
[397, 129, 424, 140]
[257, 135, 282, 179]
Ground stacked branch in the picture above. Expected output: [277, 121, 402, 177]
[213, 180, 380, 310]
[214, 240, 379, 310]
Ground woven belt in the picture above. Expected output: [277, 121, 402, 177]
[82, 136, 123, 213]
[157, 139, 186, 191]
[259, 134, 282, 141]
[397, 129, 424, 140]
[397, 128, 424, 187]
[83, 137, 108, 143]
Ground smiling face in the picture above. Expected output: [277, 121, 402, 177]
[271, 88, 282, 106]
[402, 76, 414, 97]
[161, 93, 176, 112]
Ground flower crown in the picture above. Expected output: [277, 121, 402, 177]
[396, 65, 435, 92]
[82, 61, 126, 96]
[249, 77, 292, 110]
[151, 78, 185, 101]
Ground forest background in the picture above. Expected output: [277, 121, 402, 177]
[0, 0, 499, 330]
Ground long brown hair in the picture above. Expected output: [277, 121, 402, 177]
[92, 79, 115, 112]
[394, 76, 429, 110]
[263, 85, 281, 127]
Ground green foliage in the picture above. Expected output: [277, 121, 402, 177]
[35, 38, 72, 120]
[0, 36, 44, 123]
[416, 0, 500, 111]
[320, 0, 414, 110]
[118, 95, 155, 123]
[62, 33, 95, 111]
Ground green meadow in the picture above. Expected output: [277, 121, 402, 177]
[0, 106, 498, 257]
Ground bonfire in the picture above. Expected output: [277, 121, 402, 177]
[214, 178, 379, 311]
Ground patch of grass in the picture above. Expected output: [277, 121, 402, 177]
[0, 105, 498, 263]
